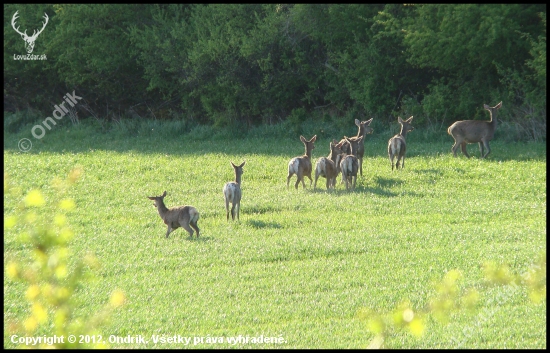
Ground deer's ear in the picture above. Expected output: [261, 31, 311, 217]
[495, 101, 502, 109]
[398, 116, 403, 124]
[147, 196, 155, 200]
[239, 161, 246, 167]
[355, 119, 361, 127]
[310, 135, 317, 142]
[162, 191, 167, 197]
[300, 135, 306, 143]
[483, 104, 490, 110]
[364, 118, 373, 125]
[407, 116, 414, 123]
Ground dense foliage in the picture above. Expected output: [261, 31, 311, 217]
[3, 4, 546, 138]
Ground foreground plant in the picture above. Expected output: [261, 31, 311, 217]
[359, 256, 546, 349]
[4, 168, 126, 348]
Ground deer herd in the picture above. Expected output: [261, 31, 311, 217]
[149, 101, 502, 238]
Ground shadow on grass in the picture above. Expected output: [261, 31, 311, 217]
[307, 176, 427, 198]
[372, 176, 404, 189]
[244, 204, 282, 215]
[5, 123, 545, 161]
[298, 177, 431, 198]
[184, 236, 215, 242]
[246, 220, 283, 229]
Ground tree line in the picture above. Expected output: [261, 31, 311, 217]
[3, 4, 546, 138]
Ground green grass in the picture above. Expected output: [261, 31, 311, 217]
[3, 121, 546, 348]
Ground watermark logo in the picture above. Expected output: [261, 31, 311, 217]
[11, 10, 48, 60]
[18, 91, 82, 152]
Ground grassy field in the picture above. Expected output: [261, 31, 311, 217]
[3, 121, 546, 348]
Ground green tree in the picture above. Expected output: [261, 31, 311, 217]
[48, 4, 151, 118]
[404, 4, 546, 123]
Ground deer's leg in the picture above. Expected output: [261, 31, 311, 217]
[359, 158, 363, 176]
[297, 172, 306, 189]
[451, 140, 460, 157]
[235, 204, 240, 221]
[286, 173, 293, 189]
[190, 221, 200, 237]
[460, 142, 470, 158]
[482, 140, 491, 158]
[230, 204, 236, 220]
[165, 226, 173, 238]
[180, 222, 194, 237]
[225, 199, 230, 221]
[478, 142, 485, 158]
[314, 172, 319, 189]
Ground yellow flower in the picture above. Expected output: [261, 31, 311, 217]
[110, 290, 126, 308]
[32, 303, 48, 323]
[6, 262, 19, 279]
[58, 199, 76, 211]
[54, 308, 68, 329]
[55, 265, 68, 279]
[24, 190, 46, 207]
[26, 285, 41, 300]
[24, 316, 38, 332]
[408, 317, 425, 337]
[54, 214, 67, 226]
[59, 228, 74, 242]
[4, 215, 17, 229]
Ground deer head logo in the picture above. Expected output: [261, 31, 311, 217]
[11, 11, 49, 54]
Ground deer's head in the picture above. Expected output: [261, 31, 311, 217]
[355, 118, 374, 137]
[148, 191, 167, 208]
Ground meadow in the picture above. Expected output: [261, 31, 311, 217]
[3, 120, 546, 348]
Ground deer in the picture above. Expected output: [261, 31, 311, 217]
[147, 191, 200, 238]
[314, 140, 345, 190]
[338, 118, 374, 177]
[339, 136, 363, 190]
[388, 116, 414, 171]
[223, 161, 246, 221]
[447, 101, 503, 159]
[287, 135, 317, 189]
[11, 11, 49, 54]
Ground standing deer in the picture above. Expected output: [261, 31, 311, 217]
[340, 136, 362, 190]
[448, 102, 503, 158]
[339, 118, 374, 176]
[388, 116, 414, 171]
[314, 140, 345, 190]
[287, 135, 317, 189]
[223, 161, 246, 221]
[148, 191, 200, 238]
